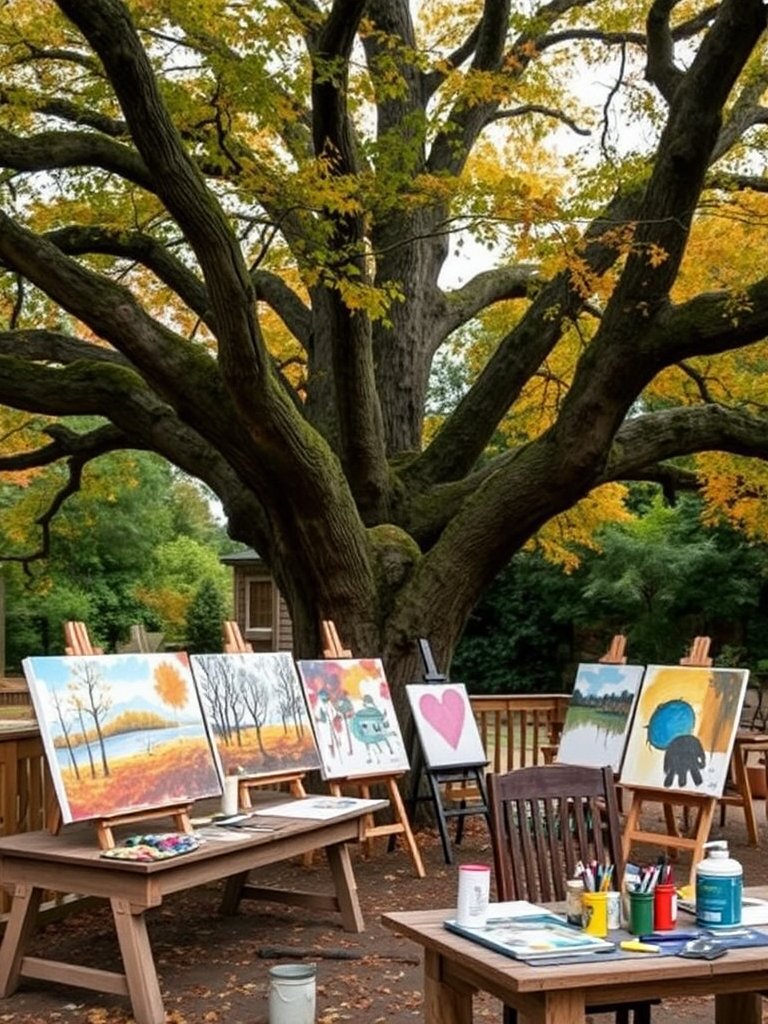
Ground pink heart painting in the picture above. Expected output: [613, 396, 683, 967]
[419, 688, 466, 749]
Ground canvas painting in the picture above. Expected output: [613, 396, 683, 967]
[406, 682, 486, 768]
[619, 664, 749, 796]
[23, 653, 222, 825]
[190, 652, 320, 777]
[556, 663, 645, 772]
[296, 658, 410, 779]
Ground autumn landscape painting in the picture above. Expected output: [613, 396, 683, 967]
[191, 652, 320, 777]
[23, 653, 222, 824]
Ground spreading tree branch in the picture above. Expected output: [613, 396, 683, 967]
[56, 0, 267, 394]
[0, 127, 153, 189]
[645, 0, 687, 101]
[601, 405, 768, 483]
[0, 423, 130, 472]
[435, 265, 540, 342]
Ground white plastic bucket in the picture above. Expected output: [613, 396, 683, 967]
[268, 963, 317, 1024]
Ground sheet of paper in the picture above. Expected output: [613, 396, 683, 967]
[252, 796, 383, 820]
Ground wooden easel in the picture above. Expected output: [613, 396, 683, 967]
[319, 619, 426, 878]
[219, 620, 308, 808]
[63, 620, 104, 656]
[57, 621, 194, 849]
[403, 638, 490, 865]
[620, 636, 716, 885]
[223, 619, 253, 654]
[600, 633, 628, 665]
[544, 633, 629, 766]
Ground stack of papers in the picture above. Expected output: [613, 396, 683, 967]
[678, 896, 768, 927]
[252, 796, 383, 820]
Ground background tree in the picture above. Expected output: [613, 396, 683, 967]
[576, 496, 768, 664]
[1, 451, 232, 665]
[2, 1, 768, 699]
[185, 577, 226, 655]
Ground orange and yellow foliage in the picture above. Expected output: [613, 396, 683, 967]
[154, 661, 189, 713]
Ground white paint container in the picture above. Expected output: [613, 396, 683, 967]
[456, 863, 491, 928]
[268, 963, 317, 1024]
[221, 775, 240, 816]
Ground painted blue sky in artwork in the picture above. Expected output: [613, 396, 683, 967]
[24, 653, 204, 741]
[574, 663, 645, 699]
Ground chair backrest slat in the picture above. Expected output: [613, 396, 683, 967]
[488, 764, 623, 906]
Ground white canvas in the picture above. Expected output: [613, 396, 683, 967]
[619, 664, 749, 796]
[555, 663, 645, 772]
[296, 658, 410, 779]
[406, 682, 486, 768]
[190, 652, 320, 778]
[23, 653, 222, 825]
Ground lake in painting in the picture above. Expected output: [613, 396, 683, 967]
[23, 653, 222, 824]
[555, 663, 645, 772]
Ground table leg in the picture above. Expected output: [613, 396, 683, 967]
[424, 950, 473, 1024]
[517, 991, 585, 1024]
[220, 869, 249, 914]
[715, 991, 762, 1024]
[110, 897, 165, 1024]
[732, 748, 759, 845]
[325, 841, 364, 933]
[0, 883, 43, 996]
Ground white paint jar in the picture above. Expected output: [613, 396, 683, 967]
[268, 963, 317, 1024]
[221, 775, 240, 816]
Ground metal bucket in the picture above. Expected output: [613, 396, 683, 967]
[268, 963, 317, 1024]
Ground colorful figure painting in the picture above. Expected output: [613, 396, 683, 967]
[619, 665, 749, 796]
[191, 653, 320, 777]
[406, 683, 486, 768]
[23, 653, 222, 825]
[296, 659, 409, 779]
[556, 663, 645, 772]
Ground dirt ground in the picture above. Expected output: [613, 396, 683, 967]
[3, 800, 768, 1024]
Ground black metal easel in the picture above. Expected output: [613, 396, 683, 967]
[402, 639, 491, 865]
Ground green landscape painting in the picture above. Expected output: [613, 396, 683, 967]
[555, 663, 645, 772]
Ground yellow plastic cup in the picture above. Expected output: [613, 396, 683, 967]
[581, 891, 608, 937]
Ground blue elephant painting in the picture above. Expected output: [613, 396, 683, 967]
[619, 665, 750, 796]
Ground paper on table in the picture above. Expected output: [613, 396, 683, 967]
[252, 796, 384, 820]
[678, 896, 768, 927]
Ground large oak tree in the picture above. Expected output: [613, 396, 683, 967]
[1, 0, 768, 690]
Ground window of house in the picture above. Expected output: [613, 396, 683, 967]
[245, 578, 275, 651]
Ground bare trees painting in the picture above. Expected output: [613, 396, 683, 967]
[191, 654, 319, 777]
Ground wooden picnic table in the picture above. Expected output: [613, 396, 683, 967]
[0, 797, 385, 1024]
[383, 886, 768, 1024]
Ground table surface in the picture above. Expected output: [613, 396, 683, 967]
[0, 796, 387, 1024]
[383, 887, 768, 1024]
[0, 797, 385, 874]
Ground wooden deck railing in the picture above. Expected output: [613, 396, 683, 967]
[0, 723, 47, 912]
[469, 693, 570, 772]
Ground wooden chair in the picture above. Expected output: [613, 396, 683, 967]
[488, 764, 655, 1024]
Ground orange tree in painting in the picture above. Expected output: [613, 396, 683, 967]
[154, 661, 189, 723]
[2, 2, 768, 697]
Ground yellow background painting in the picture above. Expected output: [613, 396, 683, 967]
[619, 666, 749, 796]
